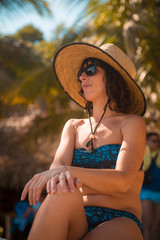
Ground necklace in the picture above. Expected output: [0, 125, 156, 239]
[86, 102, 108, 153]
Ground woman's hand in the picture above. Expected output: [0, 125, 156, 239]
[21, 166, 82, 206]
[46, 170, 76, 194]
[21, 166, 67, 205]
[47, 170, 83, 194]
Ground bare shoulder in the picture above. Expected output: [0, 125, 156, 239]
[120, 114, 145, 130]
[62, 118, 85, 136]
[64, 118, 85, 129]
[119, 114, 146, 148]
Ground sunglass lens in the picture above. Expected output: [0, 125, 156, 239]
[152, 140, 160, 143]
[86, 65, 96, 76]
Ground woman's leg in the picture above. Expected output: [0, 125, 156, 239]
[28, 185, 88, 240]
[141, 200, 153, 240]
[82, 217, 143, 240]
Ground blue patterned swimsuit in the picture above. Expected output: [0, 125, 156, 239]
[72, 144, 143, 233]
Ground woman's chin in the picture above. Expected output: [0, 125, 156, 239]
[84, 93, 94, 102]
[84, 96, 93, 102]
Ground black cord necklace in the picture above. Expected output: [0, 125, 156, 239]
[86, 102, 108, 153]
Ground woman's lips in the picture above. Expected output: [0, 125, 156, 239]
[82, 84, 92, 89]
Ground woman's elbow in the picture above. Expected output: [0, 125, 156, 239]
[117, 174, 133, 193]
[119, 183, 130, 193]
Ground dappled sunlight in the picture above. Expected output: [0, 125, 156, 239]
[0, 106, 41, 132]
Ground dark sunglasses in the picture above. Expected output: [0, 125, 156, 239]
[151, 139, 160, 143]
[78, 63, 97, 80]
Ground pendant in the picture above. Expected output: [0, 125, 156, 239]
[86, 135, 96, 153]
[89, 134, 95, 140]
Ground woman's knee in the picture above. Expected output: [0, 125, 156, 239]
[45, 183, 83, 210]
[32, 184, 84, 227]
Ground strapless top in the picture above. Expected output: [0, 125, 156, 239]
[72, 144, 121, 169]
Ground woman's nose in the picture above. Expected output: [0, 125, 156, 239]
[79, 72, 88, 82]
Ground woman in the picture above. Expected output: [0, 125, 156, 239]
[21, 42, 146, 240]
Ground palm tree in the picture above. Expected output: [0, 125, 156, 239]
[0, 0, 51, 16]
[0, 22, 87, 176]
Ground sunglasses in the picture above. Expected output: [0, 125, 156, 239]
[78, 63, 97, 80]
[151, 139, 160, 143]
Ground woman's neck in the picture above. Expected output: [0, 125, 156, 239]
[92, 99, 114, 122]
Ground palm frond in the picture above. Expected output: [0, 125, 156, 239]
[0, 0, 52, 16]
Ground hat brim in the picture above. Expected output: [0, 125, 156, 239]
[53, 42, 146, 116]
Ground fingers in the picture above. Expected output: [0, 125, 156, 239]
[65, 171, 75, 193]
[21, 173, 47, 206]
[47, 175, 59, 194]
[28, 177, 45, 206]
[75, 178, 82, 189]
[47, 171, 76, 194]
[59, 172, 69, 193]
[21, 178, 33, 201]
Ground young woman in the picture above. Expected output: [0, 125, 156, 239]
[21, 42, 146, 240]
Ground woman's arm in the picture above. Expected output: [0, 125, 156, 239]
[49, 119, 76, 169]
[21, 119, 77, 205]
[67, 115, 146, 196]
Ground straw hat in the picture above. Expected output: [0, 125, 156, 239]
[53, 42, 146, 116]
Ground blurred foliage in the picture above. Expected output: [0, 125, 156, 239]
[0, 21, 87, 156]
[0, 37, 44, 100]
[13, 24, 43, 42]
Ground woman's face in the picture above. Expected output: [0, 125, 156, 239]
[78, 62, 107, 102]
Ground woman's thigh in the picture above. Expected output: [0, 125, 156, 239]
[82, 217, 143, 240]
[29, 185, 88, 240]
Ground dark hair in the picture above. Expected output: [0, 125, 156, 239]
[146, 132, 159, 140]
[78, 57, 131, 115]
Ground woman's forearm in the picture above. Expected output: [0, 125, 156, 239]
[49, 164, 108, 195]
[79, 186, 100, 195]
[49, 163, 131, 196]
[68, 166, 131, 196]
[49, 161, 62, 169]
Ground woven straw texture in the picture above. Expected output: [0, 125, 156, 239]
[53, 42, 146, 116]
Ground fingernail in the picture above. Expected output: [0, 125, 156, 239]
[71, 189, 75, 193]
[63, 189, 67, 193]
